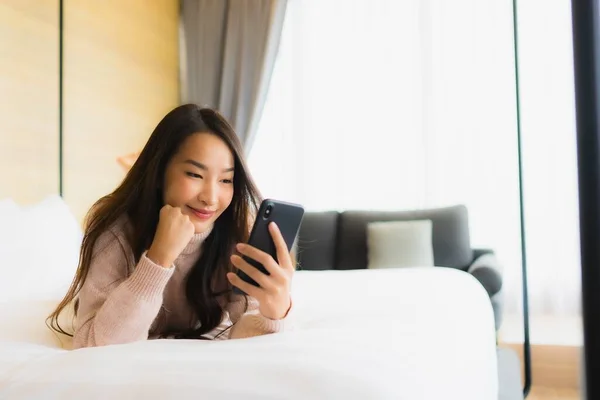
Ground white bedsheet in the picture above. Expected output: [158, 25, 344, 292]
[0, 267, 498, 399]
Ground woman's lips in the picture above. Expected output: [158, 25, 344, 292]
[187, 206, 215, 220]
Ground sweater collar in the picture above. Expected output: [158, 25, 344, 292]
[180, 225, 213, 255]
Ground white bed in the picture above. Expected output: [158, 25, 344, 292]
[0, 268, 498, 399]
[0, 197, 498, 399]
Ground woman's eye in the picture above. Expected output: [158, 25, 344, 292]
[222, 179, 233, 184]
[186, 172, 202, 179]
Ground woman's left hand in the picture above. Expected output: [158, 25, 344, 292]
[227, 222, 293, 320]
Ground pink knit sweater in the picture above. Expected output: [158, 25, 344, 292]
[73, 217, 293, 349]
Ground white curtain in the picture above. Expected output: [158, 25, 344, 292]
[517, 0, 580, 316]
[249, 0, 580, 318]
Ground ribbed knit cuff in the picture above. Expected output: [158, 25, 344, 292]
[257, 298, 295, 333]
[123, 252, 175, 302]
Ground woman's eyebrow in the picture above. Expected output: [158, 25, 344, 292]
[184, 159, 234, 172]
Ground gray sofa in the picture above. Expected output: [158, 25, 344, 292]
[294, 204, 523, 400]
[295, 204, 504, 330]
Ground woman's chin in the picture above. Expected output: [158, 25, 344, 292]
[193, 220, 214, 235]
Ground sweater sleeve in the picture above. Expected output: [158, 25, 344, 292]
[227, 294, 295, 339]
[72, 228, 175, 349]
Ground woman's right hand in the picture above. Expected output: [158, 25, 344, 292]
[146, 205, 196, 268]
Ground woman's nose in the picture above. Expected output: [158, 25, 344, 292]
[198, 182, 218, 206]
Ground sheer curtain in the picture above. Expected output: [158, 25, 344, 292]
[516, 0, 580, 316]
[249, 0, 580, 318]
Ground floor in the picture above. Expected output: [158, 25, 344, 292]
[528, 387, 579, 400]
[500, 314, 583, 399]
[500, 341, 581, 399]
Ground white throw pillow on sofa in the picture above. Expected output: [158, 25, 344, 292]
[367, 219, 435, 269]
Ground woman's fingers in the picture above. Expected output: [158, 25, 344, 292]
[268, 222, 294, 271]
[230, 255, 273, 289]
[231, 224, 295, 320]
[227, 272, 262, 299]
[235, 243, 279, 275]
[235, 223, 293, 273]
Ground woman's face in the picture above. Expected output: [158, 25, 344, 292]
[162, 132, 235, 234]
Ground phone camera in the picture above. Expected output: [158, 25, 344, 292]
[264, 205, 273, 218]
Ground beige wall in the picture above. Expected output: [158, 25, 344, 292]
[0, 0, 180, 222]
[0, 1, 60, 204]
[63, 0, 180, 222]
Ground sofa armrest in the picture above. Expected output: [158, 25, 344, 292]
[467, 249, 503, 297]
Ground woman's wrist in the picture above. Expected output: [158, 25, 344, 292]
[264, 298, 292, 320]
[146, 247, 174, 269]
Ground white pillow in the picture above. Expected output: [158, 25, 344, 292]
[0, 298, 75, 349]
[0, 195, 83, 301]
[0, 198, 22, 252]
[367, 219, 435, 269]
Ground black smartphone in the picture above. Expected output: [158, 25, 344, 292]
[234, 199, 305, 295]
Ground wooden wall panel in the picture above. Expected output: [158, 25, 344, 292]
[63, 0, 180, 223]
[0, 1, 59, 204]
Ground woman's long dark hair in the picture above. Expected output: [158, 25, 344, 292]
[47, 104, 262, 338]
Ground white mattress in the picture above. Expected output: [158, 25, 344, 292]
[0, 267, 498, 399]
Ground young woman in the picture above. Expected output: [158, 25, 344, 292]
[47, 104, 295, 348]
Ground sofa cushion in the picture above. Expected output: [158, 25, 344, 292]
[296, 211, 339, 270]
[336, 205, 473, 270]
[366, 219, 435, 269]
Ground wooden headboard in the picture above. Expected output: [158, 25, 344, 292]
[0, 0, 180, 224]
